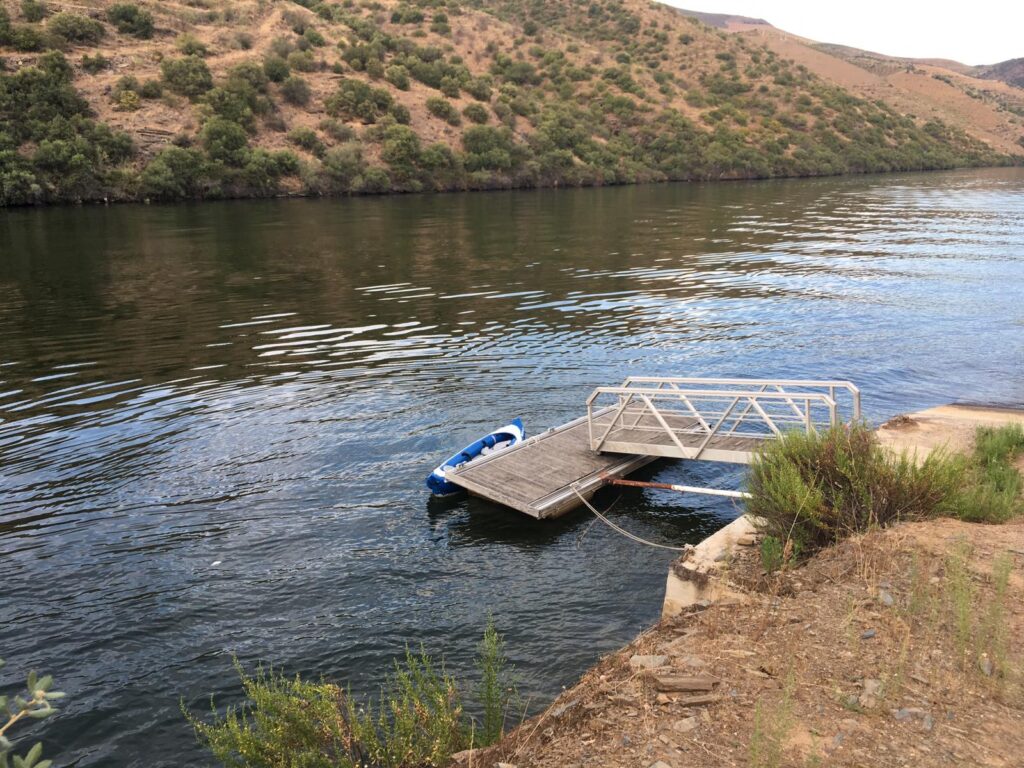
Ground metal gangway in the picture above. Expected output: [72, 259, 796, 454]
[586, 376, 861, 464]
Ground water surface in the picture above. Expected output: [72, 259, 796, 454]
[1, 168, 1023, 766]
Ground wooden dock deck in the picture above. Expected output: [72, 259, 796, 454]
[446, 377, 860, 519]
[447, 411, 657, 519]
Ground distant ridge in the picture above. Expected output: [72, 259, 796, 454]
[668, 7, 771, 30]
[976, 58, 1024, 89]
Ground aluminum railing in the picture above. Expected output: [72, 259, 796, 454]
[586, 376, 860, 461]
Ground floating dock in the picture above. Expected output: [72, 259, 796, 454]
[447, 377, 860, 519]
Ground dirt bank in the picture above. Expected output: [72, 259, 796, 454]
[470, 406, 1024, 768]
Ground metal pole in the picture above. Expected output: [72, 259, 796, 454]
[605, 477, 751, 500]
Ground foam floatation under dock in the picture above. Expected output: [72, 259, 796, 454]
[444, 376, 861, 519]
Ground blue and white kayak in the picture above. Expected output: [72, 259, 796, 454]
[426, 418, 525, 497]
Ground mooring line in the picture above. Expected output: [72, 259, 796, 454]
[571, 486, 693, 552]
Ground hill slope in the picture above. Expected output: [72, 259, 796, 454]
[737, 28, 1024, 155]
[0, 0, 1018, 205]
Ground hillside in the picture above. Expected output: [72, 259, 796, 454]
[0, 0, 1018, 205]
[738, 28, 1024, 155]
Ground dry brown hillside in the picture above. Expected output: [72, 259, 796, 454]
[734, 27, 1024, 155]
[0, 0, 1018, 205]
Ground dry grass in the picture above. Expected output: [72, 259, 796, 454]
[477, 520, 1024, 768]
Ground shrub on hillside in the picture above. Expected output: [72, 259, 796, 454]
[176, 33, 207, 57]
[263, 55, 289, 83]
[287, 50, 317, 73]
[21, 0, 47, 23]
[462, 102, 489, 124]
[462, 125, 514, 171]
[384, 64, 410, 90]
[107, 3, 154, 39]
[325, 78, 392, 123]
[288, 127, 324, 157]
[81, 52, 110, 74]
[747, 424, 963, 560]
[161, 56, 213, 98]
[426, 96, 460, 126]
[280, 75, 310, 106]
[201, 117, 250, 166]
[141, 145, 209, 198]
[47, 12, 105, 45]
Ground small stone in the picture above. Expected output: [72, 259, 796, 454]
[648, 762, 672, 768]
[929, 576, 940, 585]
[979, 655, 994, 677]
[656, 693, 671, 705]
[894, 707, 924, 721]
[861, 629, 877, 640]
[736, 535, 756, 546]
[658, 734, 671, 745]
[497, 763, 517, 768]
[923, 714, 934, 732]
[878, 589, 895, 607]
[630, 654, 670, 671]
[672, 716, 698, 734]
[858, 678, 882, 709]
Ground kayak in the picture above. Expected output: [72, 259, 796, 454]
[426, 418, 526, 496]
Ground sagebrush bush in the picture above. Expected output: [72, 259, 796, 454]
[280, 75, 310, 106]
[161, 56, 213, 98]
[47, 12, 105, 45]
[107, 3, 153, 39]
[747, 424, 964, 556]
[189, 624, 519, 768]
[426, 96, 460, 126]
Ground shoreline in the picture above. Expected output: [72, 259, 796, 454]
[471, 403, 1024, 768]
[3, 162, 1022, 211]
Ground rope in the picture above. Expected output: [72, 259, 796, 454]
[571, 486, 693, 553]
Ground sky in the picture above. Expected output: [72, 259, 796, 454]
[663, 1, 1023, 66]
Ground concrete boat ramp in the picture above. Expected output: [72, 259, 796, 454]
[446, 376, 862, 518]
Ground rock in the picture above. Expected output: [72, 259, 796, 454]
[858, 678, 882, 709]
[450, 749, 478, 764]
[979, 655, 994, 677]
[648, 762, 672, 768]
[878, 589, 895, 607]
[651, 674, 719, 692]
[630, 654, 670, 671]
[656, 693, 671, 705]
[923, 714, 934, 732]
[496, 764, 517, 768]
[675, 693, 722, 706]
[860, 629, 877, 640]
[672, 716, 698, 734]
[549, 699, 579, 718]
[736, 534, 756, 546]
[894, 707, 925, 721]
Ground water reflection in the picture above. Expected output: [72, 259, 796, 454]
[0, 168, 1023, 766]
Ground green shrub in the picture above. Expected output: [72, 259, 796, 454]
[47, 12, 105, 45]
[287, 50, 317, 72]
[439, 74, 460, 98]
[462, 102, 489, 124]
[462, 125, 514, 170]
[189, 622, 519, 768]
[81, 52, 110, 74]
[747, 424, 963, 558]
[280, 75, 310, 106]
[6, 22, 47, 51]
[303, 27, 325, 47]
[325, 78, 392, 123]
[426, 96, 460, 126]
[263, 55, 289, 83]
[288, 126, 324, 157]
[0, 659, 66, 768]
[385, 64, 410, 90]
[161, 56, 213, 98]
[957, 425, 1024, 523]
[227, 61, 268, 93]
[464, 76, 492, 102]
[107, 3, 153, 39]
[319, 118, 355, 142]
[176, 33, 207, 57]
[139, 79, 162, 98]
[201, 116, 250, 166]
[20, 0, 47, 23]
[317, 141, 366, 192]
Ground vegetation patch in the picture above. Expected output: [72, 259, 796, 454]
[748, 423, 1024, 562]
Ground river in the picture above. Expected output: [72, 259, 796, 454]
[1, 168, 1023, 766]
